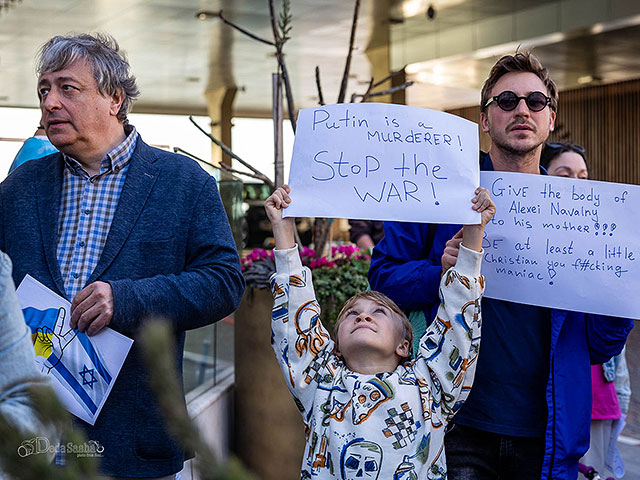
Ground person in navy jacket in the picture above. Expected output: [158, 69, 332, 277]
[0, 33, 244, 478]
[369, 51, 633, 480]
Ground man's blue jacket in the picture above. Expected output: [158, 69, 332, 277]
[0, 139, 245, 477]
[369, 152, 633, 480]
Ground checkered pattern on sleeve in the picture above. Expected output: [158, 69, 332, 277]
[56, 126, 138, 301]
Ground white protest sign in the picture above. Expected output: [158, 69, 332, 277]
[16, 275, 133, 425]
[286, 103, 480, 224]
[480, 171, 638, 319]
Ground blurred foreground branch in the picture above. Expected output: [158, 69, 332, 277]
[138, 318, 256, 480]
[0, 383, 99, 479]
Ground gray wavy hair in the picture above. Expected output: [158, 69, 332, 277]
[37, 33, 140, 124]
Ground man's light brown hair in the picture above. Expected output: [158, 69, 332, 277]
[480, 50, 558, 113]
[333, 290, 413, 361]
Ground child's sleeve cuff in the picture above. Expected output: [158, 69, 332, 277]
[274, 244, 303, 274]
[455, 244, 483, 277]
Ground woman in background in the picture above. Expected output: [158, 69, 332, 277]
[540, 141, 588, 179]
[542, 141, 629, 479]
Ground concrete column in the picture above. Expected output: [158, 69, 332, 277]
[205, 87, 243, 248]
[204, 87, 237, 171]
[364, 0, 407, 105]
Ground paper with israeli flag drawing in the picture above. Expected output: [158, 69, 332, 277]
[16, 275, 133, 425]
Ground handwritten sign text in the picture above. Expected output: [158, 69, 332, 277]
[286, 103, 481, 224]
[481, 171, 638, 319]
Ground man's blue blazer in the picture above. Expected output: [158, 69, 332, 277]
[0, 138, 245, 477]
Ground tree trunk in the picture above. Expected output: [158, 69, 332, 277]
[313, 218, 332, 256]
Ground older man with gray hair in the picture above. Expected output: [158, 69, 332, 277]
[0, 33, 245, 478]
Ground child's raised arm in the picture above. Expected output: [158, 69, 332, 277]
[265, 185, 296, 250]
[266, 185, 336, 418]
[462, 186, 496, 252]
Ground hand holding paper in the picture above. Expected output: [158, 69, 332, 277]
[442, 230, 463, 273]
[17, 275, 133, 425]
[70, 280, 114, 336]
[439, 188, 496, 272]
[265, 185, 296, 250]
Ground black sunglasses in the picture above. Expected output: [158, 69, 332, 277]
[485, 91, 553, 112]
[545, 142, 585, 154]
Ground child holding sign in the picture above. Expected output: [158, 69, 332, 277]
[265, 185, 495, 479]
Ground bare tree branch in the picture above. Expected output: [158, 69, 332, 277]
[368, 81, 414, 98]
[216, 10, 275, 46]
[372, 69, 406, 89]
[189, 116, 275, 189]
[269, 0, 297, 132]
[173, 147, 275, 187]
[175, 145, 303, 248]
[355, 77, 374, 103]
[356, 81, 414, 102]
[267, 0, 282, 44]
[315, 66, 325, 106]
[337, 0, 361, 103]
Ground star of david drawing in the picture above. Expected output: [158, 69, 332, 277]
[79, 364, 97, 389]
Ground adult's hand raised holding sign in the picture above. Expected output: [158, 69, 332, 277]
[442, 187, 497, 273]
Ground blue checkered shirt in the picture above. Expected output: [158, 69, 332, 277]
[56, 126, 138, 301]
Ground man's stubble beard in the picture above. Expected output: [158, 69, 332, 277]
[494, 138, 541, 157]
[490, 126, 547, 161]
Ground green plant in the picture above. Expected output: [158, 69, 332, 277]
[241, 245, 371, 334]
[312, 251, 370, 333]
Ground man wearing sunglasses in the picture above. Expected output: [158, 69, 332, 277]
[368, 51, 632, 480]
